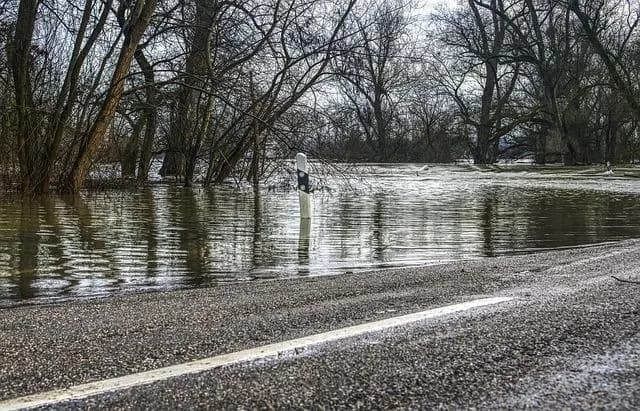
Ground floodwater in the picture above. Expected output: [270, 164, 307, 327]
[1, 164, 640, 305]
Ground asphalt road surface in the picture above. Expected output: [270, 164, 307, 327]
[1, 240, 639, 409]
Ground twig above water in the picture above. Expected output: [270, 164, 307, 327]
[611, 276, 640, 285]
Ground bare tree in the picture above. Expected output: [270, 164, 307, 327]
[569, 0, 640, 119]
[7, 0, 157, 194]
[205, 0, 358, 185]
[334, 0, 415, 161]
[432, 0, 520, 164]
[61, 0, 157, 193]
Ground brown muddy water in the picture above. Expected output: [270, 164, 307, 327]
[1, 164, 640, 305]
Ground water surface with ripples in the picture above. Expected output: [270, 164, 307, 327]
[2, 164, 640, 305]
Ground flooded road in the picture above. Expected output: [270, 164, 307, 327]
[1, 164, 639, 305]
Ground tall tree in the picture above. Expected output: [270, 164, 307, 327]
[568, 0, 640, 120]
[433, 0, 519, 164]
[7, 0, 39, 193]
[335, 0, 414, 161]
[61, 0, 157, 193]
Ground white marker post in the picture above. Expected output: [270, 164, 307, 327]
[298, 217, 310, 274]
[296, 153, 312, 219]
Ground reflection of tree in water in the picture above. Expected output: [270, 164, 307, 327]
[172, 187, 208, 286]
[245, 189, 281, 277]
[12, 197, 76, 300]
[39, 196, 69, 291]
[15, 201, 39, 299]
[62, 195, 101, 250]
[62, 194, 122, 291]
[481, 188, 640, 253]
[4, 178, 640, 304]
[252, 189, 263, 267]
[521, 190, 603, 250]
[479, 187, 591, 254]
[371, 192, 387, 262]
[206, 189, 280, 279]
[41, 197, 64, 259]
[480, 189, 498, 257]
[333, 192, 365, 261]
[136, 188, 159, 275]
[600, 193, 640, 239]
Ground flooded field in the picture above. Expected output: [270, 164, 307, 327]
[1, 164, 640, 305]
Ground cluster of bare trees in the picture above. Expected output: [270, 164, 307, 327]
[1, 0, 355, 194]
[4, 0, 156, 194]
[429, 0, 640, 165]
[291, 0, 640, 165]
[2, 0, 640, 194]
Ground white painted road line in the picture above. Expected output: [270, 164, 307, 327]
[0, 296, 512, 411]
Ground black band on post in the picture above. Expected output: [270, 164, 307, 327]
[297, 170, 310, 193]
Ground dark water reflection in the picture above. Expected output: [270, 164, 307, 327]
[1, 165, 640, 304]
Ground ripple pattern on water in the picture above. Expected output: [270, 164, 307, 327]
[1, 165, 640, 304]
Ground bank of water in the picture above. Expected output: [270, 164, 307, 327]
[1, 164, 639, 305]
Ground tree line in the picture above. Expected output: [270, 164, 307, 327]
[1, 0, 639, 194]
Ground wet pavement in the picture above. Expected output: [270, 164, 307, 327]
[1, 240, 639, 409]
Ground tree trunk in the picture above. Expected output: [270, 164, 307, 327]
[474, 125, 494, 165]
[161, 0, 215, 179]
[212, 128, 253, 184]
[373, 85, 387, 161]
[8, 0, 38, 193]
[474, 60, 498, 165]
[535, 126, 547, 164]
[467, 0, 504, 166]
[159, 103, 185, 178]
[122, 115, 145, 177]
[135, 48, 158, 181]
[61, 0, 157, 193]
[38, 0, 113, 194]
[605, 108, 618, 164]
[248, 127, 262, 187]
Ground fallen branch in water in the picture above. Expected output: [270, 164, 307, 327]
[611, 276, 640, 285]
